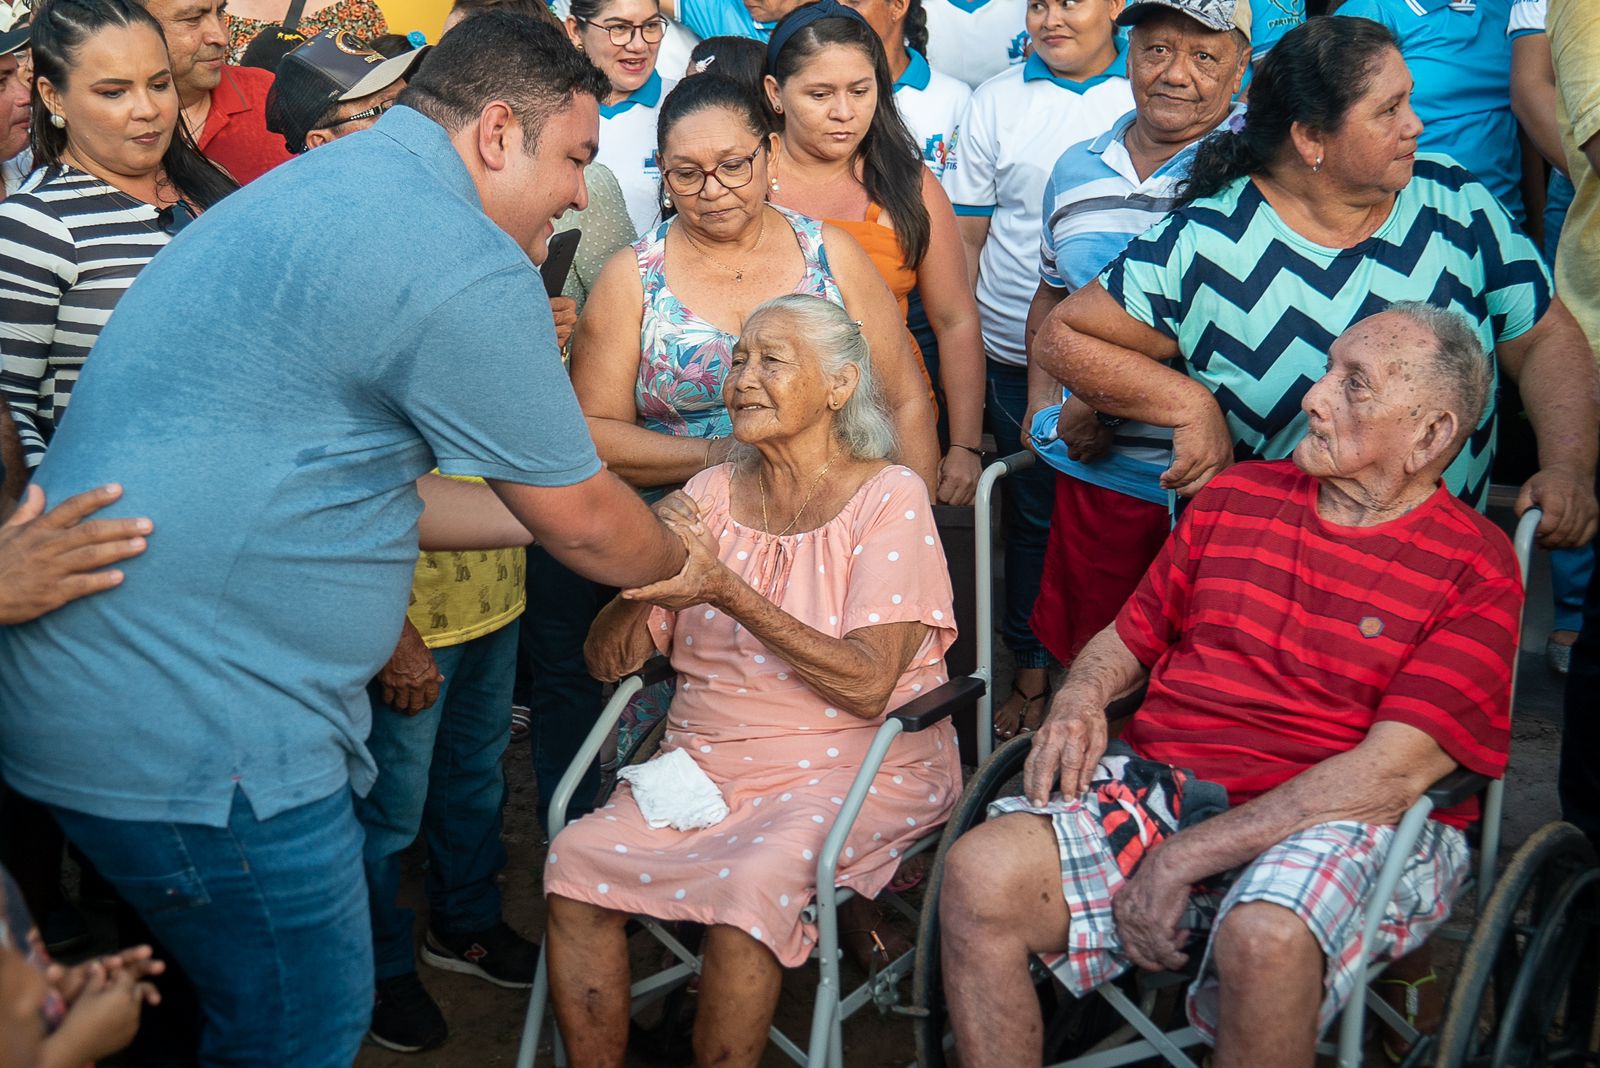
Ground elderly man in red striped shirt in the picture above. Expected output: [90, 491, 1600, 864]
[940, 302, 1525, 1068]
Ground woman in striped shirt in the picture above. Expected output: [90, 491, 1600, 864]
[0, 0, 235, 466]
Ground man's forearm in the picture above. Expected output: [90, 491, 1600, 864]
[1059, 623, 1146, 708]
[416, 474, 533, 551]
[1148, 723, 1458, 887]
[504, 474, 688, 590]
[1035, 307, 1211, 429]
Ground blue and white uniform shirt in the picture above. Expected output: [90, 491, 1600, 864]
[893, 48, 973, 177]
[923, 0, 1029, 89]
[596, 70, 677, 235]
[942, 49, 1132, 366]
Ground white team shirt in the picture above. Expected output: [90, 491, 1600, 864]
[941, 51, 1132, 365]
[892, 48, 972, 177]
[922, 0, 1028, 89]
[596, 70, 677, 235]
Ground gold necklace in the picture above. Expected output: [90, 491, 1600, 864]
[680, 211, 765, 282]
[759, 453, 836, 536]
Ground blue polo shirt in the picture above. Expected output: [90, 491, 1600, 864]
[0, 106, 601, 827]
[1335, 0, 1523, 223]
[677, 0, 774, 40]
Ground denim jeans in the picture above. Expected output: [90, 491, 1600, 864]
[517, 546, 610, 836]
[985, 360, 1055, 668]
[357, 620, 518, 981]
[50, 786, 371, 1067]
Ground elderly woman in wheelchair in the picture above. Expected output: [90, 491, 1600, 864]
[542, 294, 958, 1067]
[939, 305, 1536, 1068]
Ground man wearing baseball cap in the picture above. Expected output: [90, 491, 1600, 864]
[267, 29, 428, 154]
[0, 0, 31, 197]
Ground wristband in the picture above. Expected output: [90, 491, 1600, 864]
[949, 442, 982, 456]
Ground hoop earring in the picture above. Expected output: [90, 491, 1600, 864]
[49, 113, 64, 128]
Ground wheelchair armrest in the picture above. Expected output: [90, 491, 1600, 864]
[888, 676, 986, 733]
[1423, 768, 1491, 809]
[625, 655, 675, 689]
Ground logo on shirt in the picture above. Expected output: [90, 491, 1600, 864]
[1358, 616, 1385, 639]
[644, 149, 661, 183]
[1007, 30, 1030, 64]
[923, 133, 952, 169]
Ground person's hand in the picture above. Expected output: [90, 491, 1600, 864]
[0, 483, 151, 625]
[44, 961, 158, 1065]
[937, 447, 980, 506]
[1516, 463, 1599, 548]
[549, 296, 578, 351]
[1059, 396, 1114, 463]
[376, 618, 443, 714]
[1022, 692, 1109, 806]
[48, 946, 163, 1005]
[1162, 399, 1232, 497]
[1111, 854, 1193, 972]
[621, 499, 729, 612]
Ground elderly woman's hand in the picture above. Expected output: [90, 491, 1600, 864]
[622, 497, 729, 612]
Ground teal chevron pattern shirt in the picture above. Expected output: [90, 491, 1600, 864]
[1100, 154, 1551, 508]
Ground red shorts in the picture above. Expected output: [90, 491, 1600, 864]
[1029, 474, 1170, 665]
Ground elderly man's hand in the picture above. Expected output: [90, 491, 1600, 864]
[1162, 399, 1233, 497]
[1112, 854, 1193, 973]
[1517, 464, 1599, 548]
[622, 496, 728, 612]
[1023, 692, 1109, 805]
[0, 484, 151, 625]
[376, 619, 443, 715]
[549, 296, 578, 351]
[1059, 396, 1114, 463]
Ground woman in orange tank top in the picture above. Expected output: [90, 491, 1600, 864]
[764, 1, 984, 506]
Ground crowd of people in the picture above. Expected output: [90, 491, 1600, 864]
[0, 0, 1595, 1064]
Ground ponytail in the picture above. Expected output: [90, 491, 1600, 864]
[903, 0, 927, 56]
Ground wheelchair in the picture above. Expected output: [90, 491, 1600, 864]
[514, 512, 994, 1068]
[908, 451, 1600, 1068]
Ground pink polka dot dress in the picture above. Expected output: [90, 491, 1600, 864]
[544, 463, 960, 966]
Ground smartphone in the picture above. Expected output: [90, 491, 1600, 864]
[541, 229, 581, 298]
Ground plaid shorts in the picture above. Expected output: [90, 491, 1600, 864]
[991, 792, 1469, 1042]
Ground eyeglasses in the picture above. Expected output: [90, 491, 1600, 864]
[575, 16, 667, 45]
[157, 200, 196, 237]
[663, 144, 765, 196]
[324, 98, 395, 131]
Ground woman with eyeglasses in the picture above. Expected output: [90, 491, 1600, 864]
[0, 0, 235, 467]
[566, 0, 678, 233]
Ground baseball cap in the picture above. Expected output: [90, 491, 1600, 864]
[1116, 0, 1251, 42]
[0, 0, 31, 57]
[239, 24, 310, 73]
[265, 29, 428, 153]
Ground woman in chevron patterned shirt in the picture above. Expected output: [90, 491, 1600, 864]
[1033, 14, 1598, 550]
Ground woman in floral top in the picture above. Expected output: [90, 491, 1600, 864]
[225, 0, 387, 64]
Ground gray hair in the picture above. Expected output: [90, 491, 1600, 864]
[1384, 301, 1494, 437]
[739, 295, 898, 461]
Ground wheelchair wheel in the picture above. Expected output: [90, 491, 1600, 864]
[1436, 821, 1600, 1067]
[911, 733, 1036, 1067]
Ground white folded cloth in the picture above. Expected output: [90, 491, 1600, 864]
[616, 747, 730, 831]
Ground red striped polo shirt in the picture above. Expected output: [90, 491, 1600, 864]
[1116, 461, 1522, 829]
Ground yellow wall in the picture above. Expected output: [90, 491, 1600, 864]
[378, 0, 451, 41]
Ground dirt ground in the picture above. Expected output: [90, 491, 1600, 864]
[355, 508, 1574, 1068]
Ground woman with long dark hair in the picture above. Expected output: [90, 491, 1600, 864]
[0, 0, 236, 465]
[765, 0, 984, 506]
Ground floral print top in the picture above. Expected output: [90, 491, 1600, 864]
[633, 205, 843, 445]
[225, 0, 389, 64]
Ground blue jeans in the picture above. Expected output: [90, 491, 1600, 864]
[50, 786, 371, 1067]
[518, 546, 609, 836]
[357, 621, 518, 981]
[985, 360, 1054, 668]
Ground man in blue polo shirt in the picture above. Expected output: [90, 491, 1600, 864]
[1023, 0, 1246, 668]
[667, 0, 805, 39]
[0, 14, 688, 1066]
[1334, 0, 1526, 223]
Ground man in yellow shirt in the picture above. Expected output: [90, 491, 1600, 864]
[1550, 0, 1600, 855]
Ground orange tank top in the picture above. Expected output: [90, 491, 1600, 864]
[826, 203, 935, 402]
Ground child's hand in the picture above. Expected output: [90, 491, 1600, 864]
[47, 945, 164, 1005]
[42, 966, 155, 1066]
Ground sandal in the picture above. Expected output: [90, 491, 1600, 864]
[1374, 969, 1438, 1064]
[509, 704, 530, 742]
[995, 681, 1050, 741]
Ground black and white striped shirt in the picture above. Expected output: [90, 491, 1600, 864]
[0, 166, 174, 466]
